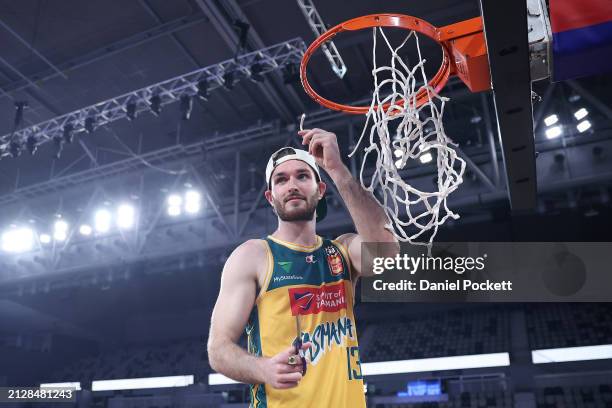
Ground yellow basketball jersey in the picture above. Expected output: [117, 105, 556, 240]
[246, 235, 366, 408]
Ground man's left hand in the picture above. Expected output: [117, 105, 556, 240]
[298, 128, 346, 175]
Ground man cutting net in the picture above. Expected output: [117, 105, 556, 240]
[207, 127, 397, 407]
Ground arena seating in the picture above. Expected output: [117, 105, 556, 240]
[360, 308, 510, 362]
[535, 384, 612, 408]
[525, 303, 612, 349]
[50, 339, 207, 384]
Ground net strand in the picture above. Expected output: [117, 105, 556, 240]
[349, 27, 465, 247]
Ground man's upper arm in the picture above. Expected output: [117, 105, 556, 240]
[336, 233, 363, 277]
[337, 233, 399, 278]
[209, 240, 266, 345]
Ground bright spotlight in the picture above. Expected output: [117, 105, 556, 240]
[39, 234, 51, 244]
[94, 209, 112, 233]
[185, 190, 200, 202]
[117, 204, 135, 229]
[54, 220, 68, 242]
[577, 120, 591, 133]
[573, 108, 588, 120]
[544, 114, 559, 127]
[168, 194, 182, 207]
[2, 231, 13, 252]
[184, 190, 201, 214]
[545, 126, 562, 139]
[79, 225, 92, 236]
[168, 194, 182, 217]
[2, 228, 34, 253]
[419, 152, 433, 164]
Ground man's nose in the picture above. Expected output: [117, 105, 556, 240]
[286, 177, 300, 190]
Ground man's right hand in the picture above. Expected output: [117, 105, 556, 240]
[259, 342, 312, 389]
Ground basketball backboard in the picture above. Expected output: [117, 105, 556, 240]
[479, 0, 552, 211]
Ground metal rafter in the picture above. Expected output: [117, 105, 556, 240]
[0, 85, 516, 207]
[0, 38, 306, 154]
[220, 0, 306, 112]
[296, 0, 347, 78]
[137, 1, 253, 122]
[194, 0, 296, 122]
[567, 80, 612, 122]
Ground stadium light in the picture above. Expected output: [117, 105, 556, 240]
[167, 194, 182, 217]
[544, 114, 559, 126]
[573, 108, 588, 120]
[92, 375, 194, 391]
[94, 209, 112, 233]
[39, 233, 52, 244]
[40, 382, 81, 391]
[576, 120, 591, 133]
[419, 152, 433, 164]
[360, 353, 510, 376]
[184, 190, 201, 214]
[117, 204, 135, 229]
[54, 220, 68, 242]
[79, 225, 92, 236]
[209, 374, 239, 385]
[545, 126, 562, 139]
[2, 228, 34, 253]
[532, 344, 612, 363]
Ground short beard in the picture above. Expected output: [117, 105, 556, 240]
[273, 192, 318, 222]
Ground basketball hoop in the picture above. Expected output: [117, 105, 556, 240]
[300, 14, 491, 246]
[300, 14, 491, 115]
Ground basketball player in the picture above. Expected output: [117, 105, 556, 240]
[207, 128, 397, 407]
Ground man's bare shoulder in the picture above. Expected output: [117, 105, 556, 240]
[231, 239, 267, 259]
[225, 239, 269, 279]
[335, 232, 358, 247]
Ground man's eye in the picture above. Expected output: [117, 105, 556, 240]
[298, 174, 308, 179]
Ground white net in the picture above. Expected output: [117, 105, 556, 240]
[349, 27, 466, 247]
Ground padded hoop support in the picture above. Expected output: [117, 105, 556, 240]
[300, 14, 491, 114]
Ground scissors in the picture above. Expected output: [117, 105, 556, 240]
[291, 315, 307, 375]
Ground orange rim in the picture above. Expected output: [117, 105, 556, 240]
[300, 14, 452, 115]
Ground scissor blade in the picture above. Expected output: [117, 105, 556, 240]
[296, 315, 301, 333]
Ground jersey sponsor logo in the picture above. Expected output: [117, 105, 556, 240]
[277, 261, 293, 273]
[324, 245, 344, 276]
[300, 316, 356, 366]
[288, 282, 347, 316]
[273, 274, 303, 283]
[293, 292, 315, 310]
[305, 254, 316, 264]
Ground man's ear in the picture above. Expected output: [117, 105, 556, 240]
[264, 189, 273, 206]
[264, 189, 278, 216]
[318, 181, 327, 200]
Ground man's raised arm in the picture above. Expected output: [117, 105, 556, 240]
[299, 128, 399, 277]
